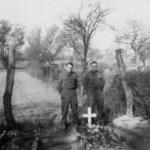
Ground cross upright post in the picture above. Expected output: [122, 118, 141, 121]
[83, 107, 97, 128]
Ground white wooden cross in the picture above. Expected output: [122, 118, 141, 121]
[83, 107, 97, 128]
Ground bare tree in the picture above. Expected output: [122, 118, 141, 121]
[42, 26, 63, 63]
[42, 26, 65, 79]
[88, 48, 103, 61]
[64, 1, 109, 74]
[60, 32, 103, 65]
[59, 31, 84, 63]
[26, 28, 42, 61]
[0, 20, 11, 68]
[116, 49, 133, 117]
[26, 26, 64, 79]
[0, 20, 24, 128]
[116, 20, 150, 71]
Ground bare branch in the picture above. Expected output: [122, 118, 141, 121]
[63, 1, 110, 72]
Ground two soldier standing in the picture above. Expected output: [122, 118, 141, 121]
[57, 61, 105, 130]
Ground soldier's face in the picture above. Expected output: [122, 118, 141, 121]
[91, 63, 98, 72]
[65, 64, 73, 73]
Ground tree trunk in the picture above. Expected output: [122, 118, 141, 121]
[116, 49, 133, 117]
[135, 51, 145, 71]
[81, 43, 88, 95]
[50, 65, 54, 81]
[135, 51, 140, 71]
[143, 59, 146, 71]
[83, 43, 88, 75]
[83, 53, 87, 75]
[3, 47, 16, 129]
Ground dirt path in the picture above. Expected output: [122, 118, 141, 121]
[0, 70, 60, 122]
[1, 71, 150, 150]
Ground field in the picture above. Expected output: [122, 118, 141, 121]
[0, 70, 61, 123]
[1, 70, 150, 150]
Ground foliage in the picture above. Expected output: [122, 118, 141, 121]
[59, 30, 84, 62]
[0, 20, 24, 129]
[125, 71, 150, 118]
[105, 74, 126, 120]
[25, 26, 64, 79]
[0, 20, 24, 69]
[64, 1, 109, 73]
[105, 71, 150, 120]
[116, 20, 150, 68]
[0, 20, 12, 68]
[88, 48, 103, 62]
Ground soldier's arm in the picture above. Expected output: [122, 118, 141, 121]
[57, 73, 63, 93]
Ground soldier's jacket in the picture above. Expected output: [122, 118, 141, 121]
[57, 71, 78, 93]
[83, 71, 105, 92]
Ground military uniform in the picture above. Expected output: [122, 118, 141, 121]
[57, 71, 79, 127]
[83, 71, 105, 121]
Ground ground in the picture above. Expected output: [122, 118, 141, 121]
[0, 70, 60, 123]
[0, 70, 150, 150]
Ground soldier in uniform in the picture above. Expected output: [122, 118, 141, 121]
[83, 61, 105, 124]
[57, 62, 79, 130]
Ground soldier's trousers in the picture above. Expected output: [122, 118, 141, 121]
[87, 88, 104, 120]
[60, 89, 78, 126]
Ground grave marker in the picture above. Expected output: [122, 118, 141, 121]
[83, 107, 97, 128]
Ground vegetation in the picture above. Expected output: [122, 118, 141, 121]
[64, 1, 110, 74]
[0, 0, 150, 149]
[105, 70, 150, 120]
[116, 20, 150, 70]
[25, 26, 64, 80]
[0, 20, 24, 128]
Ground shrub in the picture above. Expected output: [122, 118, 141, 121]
[104, 70, 150, 120]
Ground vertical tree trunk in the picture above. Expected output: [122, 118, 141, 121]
[143, 59, 146, 71]
[81, 43, 88, 95]
[135, 51, 140, 71]
[116, 49, 133, 117]
[50, 65, 54, 81]
[83, 43, 88, 75]
[3, 47, 16, 128]
[83, 53, 87, 75]
[135, 51, 145, 71]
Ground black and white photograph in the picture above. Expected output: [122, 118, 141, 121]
[0, 0, 150, 149]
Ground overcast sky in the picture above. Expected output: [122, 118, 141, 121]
[0, 0, 150, 51]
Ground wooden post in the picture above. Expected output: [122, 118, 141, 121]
[116, 49, 133, 117]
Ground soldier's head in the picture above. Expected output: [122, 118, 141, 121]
[65, 62, 73, 73]
[90, 61, 98, 72]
